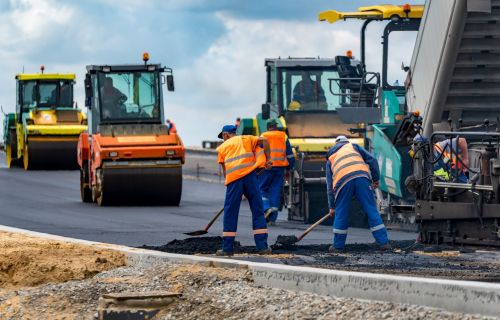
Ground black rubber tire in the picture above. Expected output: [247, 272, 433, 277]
[80, 164, 92, 203]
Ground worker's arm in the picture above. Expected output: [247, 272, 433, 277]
[354, 144, 380, 184]
[257, 136, 272, 169]
[457, 138, 469, 169]
[285, 140, 296, 169]
[325, 160, 335, 210]
[217, 150, 226, 177]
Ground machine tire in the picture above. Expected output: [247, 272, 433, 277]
[95, 173, 108, 206]
[80, 164, 92, 203]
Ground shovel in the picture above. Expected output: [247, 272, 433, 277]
[184, 207, 224, 236]
[275, 212, 332, 246]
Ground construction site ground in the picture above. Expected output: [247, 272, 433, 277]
[144, 236, 500, 282]
[1, 151, 500, 317]
[0, 230, 497, 320]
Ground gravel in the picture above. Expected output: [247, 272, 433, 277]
[0, 262, 497, 320]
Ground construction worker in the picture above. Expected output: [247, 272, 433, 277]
[433, 137, 469, 183]
[216, 125, 273, 256]
[258, 119, 295, 225]
[235, 117, 241, 127]
[101, 77, 127, 119]
[292, 71, 327, 111]
[166, 119, 177, 133]
[326, 136, 390, 252]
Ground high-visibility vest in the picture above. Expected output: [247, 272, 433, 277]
[261, 131, 289, 167]
[217, 135, 258, 185]
[328, 142, 370, 188]
[434, 142, 462, 170]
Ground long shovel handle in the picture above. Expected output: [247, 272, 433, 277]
[204, 207, 224, 231]
[297, 213, 332, 242]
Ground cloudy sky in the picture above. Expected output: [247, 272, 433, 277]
[0, 0, 422, 146]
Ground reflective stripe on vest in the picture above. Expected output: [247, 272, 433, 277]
[261, 131, 289, 167]
[434, 143, 462, 170]
[254, 146, 266, 170]
[328, 143, 369, 188]
[223, 232, 237, 237]
[217, 135, 258, 185]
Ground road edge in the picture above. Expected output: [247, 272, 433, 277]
[0, 224, 498, 317]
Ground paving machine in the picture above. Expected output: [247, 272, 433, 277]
[323, 0, 500, 246]
[319, 4, 424, 230]
[3, 67, 87, 169]
[78, 54, 185, 206]
[405, 0, 500, 246]
[238, 58, 367, 225]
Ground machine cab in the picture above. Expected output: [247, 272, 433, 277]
[259, 58, 367, 148]
[16, 72, 78, 124]
[84, 63, 174, 136]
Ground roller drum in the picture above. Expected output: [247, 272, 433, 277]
[98, 166, 182, 206]
[24, 137, 79, 170]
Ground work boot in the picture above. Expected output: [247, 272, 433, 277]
[328, 245, 345, 253]
[216, 250, 234, 257]
[379, 243, 393, 251]
[256, 247, 272, 255]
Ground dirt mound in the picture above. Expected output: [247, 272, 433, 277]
[0, 231, 126, 289]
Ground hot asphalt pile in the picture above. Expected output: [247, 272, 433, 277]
[1, 262, 498, 320]
[143, 236, 500, 282]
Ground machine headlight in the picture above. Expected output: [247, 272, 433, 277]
[109, 151, 118, 157]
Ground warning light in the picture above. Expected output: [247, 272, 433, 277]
[346, 50, 353, 59]
[40, 65, 45, 74]
[143, 52, 150, 63]
[403, 4, 411, 13]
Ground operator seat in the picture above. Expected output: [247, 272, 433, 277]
[335, 55, 377, 108]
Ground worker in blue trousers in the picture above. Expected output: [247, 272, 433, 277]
[326, 136, 391, 252]
[216, 125, 273, 256]
[258, 119, 295, 225]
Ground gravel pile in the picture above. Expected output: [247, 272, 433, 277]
[0, 262, 497, 320]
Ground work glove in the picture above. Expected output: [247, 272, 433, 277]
[329, 208, 335, 218]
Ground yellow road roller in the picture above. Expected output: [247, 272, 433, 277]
[3, 66, 87, 170]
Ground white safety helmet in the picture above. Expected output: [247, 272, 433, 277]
[335, 135, 349, 144]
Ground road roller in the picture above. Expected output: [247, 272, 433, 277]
[77, 54, 185, 206]
[2, 67, 87, 170]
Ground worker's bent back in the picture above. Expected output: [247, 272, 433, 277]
[217, 135, 259, 185]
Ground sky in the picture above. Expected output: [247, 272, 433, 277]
[0, 0, 423, 146]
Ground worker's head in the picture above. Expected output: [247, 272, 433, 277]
[103, 77, 113, 89]
[166, 119, 171, 124]
[335, 135, 349, 144]
[218, 125, 237, 141]
[267, 119, 279, 131]
[288, 101, 301, 111]
[300, 71, 311, 81]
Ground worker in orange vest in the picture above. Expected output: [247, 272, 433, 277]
[216, 124, 273, 256]
[166, 119, 177, 133]
[433, 137, 469, 183]
[326, 136, 390, 252]
[258, 119, 295, 225]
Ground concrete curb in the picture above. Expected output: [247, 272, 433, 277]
[1, 225, 499, 316]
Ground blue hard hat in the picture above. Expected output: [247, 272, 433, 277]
[218, 125, 237, 139]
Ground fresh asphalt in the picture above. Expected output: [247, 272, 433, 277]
[0, 152, 416, 247]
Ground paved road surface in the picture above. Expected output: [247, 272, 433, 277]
[0, 152, 416, 247]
